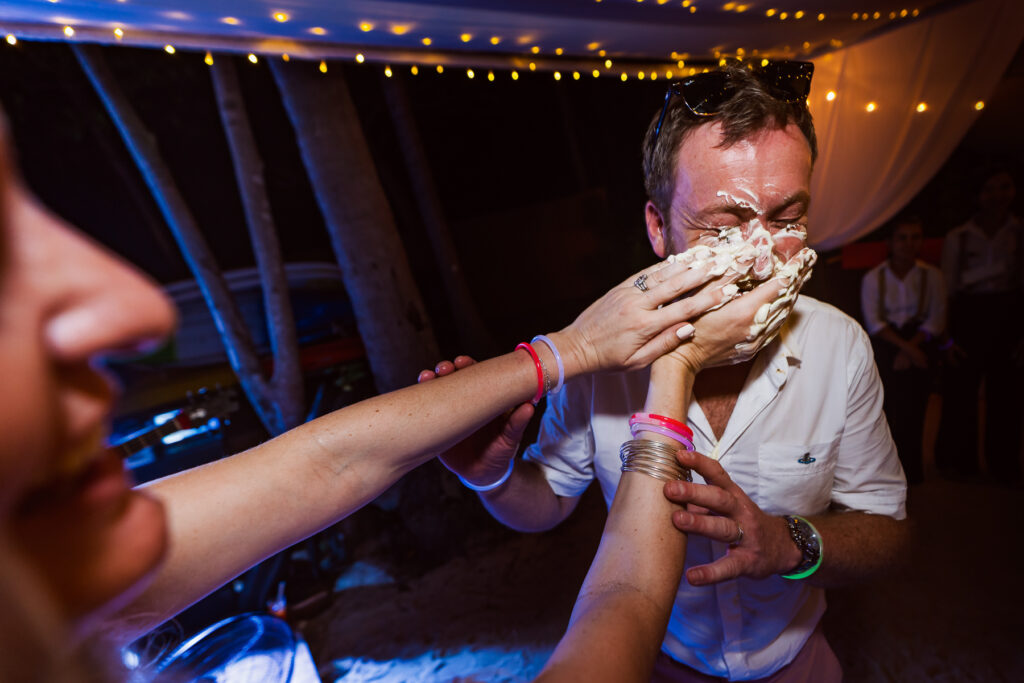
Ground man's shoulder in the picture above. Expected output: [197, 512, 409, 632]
[861, 261, 886, 282]
[792, 295, 864, 334]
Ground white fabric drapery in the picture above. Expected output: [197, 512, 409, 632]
[807, 0, 1024, 251]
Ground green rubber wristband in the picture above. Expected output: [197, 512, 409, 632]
[781, 515, 823, 580]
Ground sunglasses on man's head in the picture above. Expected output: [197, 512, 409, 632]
[651, 60, 814, 147]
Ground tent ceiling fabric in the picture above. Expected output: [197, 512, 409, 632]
[2, 0, 954, 67]
[2, 0, 1019, 251]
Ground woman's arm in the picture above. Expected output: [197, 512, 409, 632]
[535, 357, 693, 683]
[112, 257, 723, 638]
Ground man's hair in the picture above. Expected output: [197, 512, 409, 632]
[884, 211, 924, 242]
[641, 66, 818, 218]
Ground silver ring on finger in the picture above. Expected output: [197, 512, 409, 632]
[634, 273, 650, 293]
[729, 525, 744, 548]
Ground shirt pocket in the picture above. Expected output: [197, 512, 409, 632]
[754, 438, 839, 516]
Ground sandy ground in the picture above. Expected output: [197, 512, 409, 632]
[302, 474, 1024, 683]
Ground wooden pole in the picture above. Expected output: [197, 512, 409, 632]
[270, 60, 439, 392]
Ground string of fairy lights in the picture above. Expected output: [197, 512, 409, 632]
[0, 4, 988, 114]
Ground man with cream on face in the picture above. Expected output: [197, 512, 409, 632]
[438, 63, 908, 682]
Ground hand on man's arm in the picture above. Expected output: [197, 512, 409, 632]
[419, 355, 580, 532]
[664, 450, 910, 588]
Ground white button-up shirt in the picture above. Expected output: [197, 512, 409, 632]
[524, 295, 906, 680]
[860, 260, 946, 336]
[941, 216, 1023, 295]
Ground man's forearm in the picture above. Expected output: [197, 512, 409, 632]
[480, 460, 579, 532]
[804, 511, 911, 588]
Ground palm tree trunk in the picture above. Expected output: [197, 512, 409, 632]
[270, 60, 438, 392]
[210, 56, 304, 430]
[73, 44, 289, 436]
[381, 74, 494, 356]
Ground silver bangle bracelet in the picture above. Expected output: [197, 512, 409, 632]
[619, 439, 692, 482]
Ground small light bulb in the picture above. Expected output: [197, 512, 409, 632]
[761, 58, 769, 66]
[247, 53, 258, 64]
[63, 26, 75, 37]
[221, 17, 240, 26]
[592, 69, 600, 78]
[422, 37, 432, 46]
[411, 65, 419, 75]
[384, 65, 392, 77]
[467, 68, 474, 78]
[573, 71, 580, 80]
[916, 102, 927, 112]
[282, 54, 290, 62]
[866, 102, 877, 112]
[638, 71, 645, 79]
[511, 70, 519, 80]
[490, 36, 500, 45]
[974, 100, 985, 110]
[460, 33, 472, 42]
[818, 12, 826, 20]
[605, 59, 612, 68]
[204, 51, 213, 65]
[436, 64, 444, 74]
[273, 12, 289, 23]
[678, 60, 685, 68]
[795, 10, 804, 19]
[531, 45, 540, 54]
[689, 5, 696, 12]
[5, 34, 16, 45]
[555, 47, 563, 55]
[113, 27, 124, 39]
[780, 11, 788, 19]
[359, 22, 373, 32]
[487, 70, 495, 81]
[320, 60, 328, 73]
[554, 71, 562, 80]
[825, 90, 836, 101]
[310, 27, 326, 36]
[164, 44, 176, 54]
[620, 73, 628, 81]
[529, 62, 536, 71]
[355, 53, 364, 63]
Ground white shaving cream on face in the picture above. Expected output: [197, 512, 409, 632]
[734, 247, 817, 360]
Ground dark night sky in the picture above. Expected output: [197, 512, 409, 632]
[1, 40, 1021, 354]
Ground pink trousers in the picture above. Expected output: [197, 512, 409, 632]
[650, 626, 842, 683]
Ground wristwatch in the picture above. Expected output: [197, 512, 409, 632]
[780, 515, 822, 580]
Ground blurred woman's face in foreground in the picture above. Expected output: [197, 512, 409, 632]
[0, 115, 177, 635]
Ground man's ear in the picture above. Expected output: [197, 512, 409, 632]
[645, 201, 669, 258]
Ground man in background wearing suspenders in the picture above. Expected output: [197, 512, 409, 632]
[861, 214, 947, 484]
[939, 168, 1023, 483]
